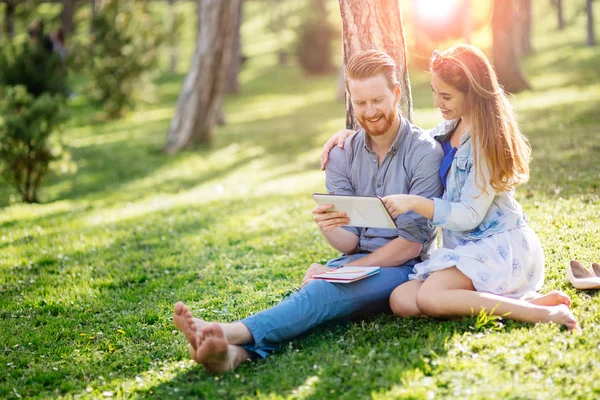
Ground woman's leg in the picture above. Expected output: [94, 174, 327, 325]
[389, 280, 423, 317]
[415, 267, 580, 331]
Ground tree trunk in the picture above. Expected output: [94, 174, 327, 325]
[4, 0, 15, 39]
[557, 0, 564, 30]
[338, 0, 413, 129]
[586, 0, 596, 46]
[516, 0, 533, 55]
[215, 96, 225, 125]
[90, 0, 97, 34]
[492, 0, 530, 93]
[224, 0, 243, 94]
[165, 0, 240, 153]
[168, 0, 178, 73]
[61, 0, 75, 34]
[335, 65, 345, 102]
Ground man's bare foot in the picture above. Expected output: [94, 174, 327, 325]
[173, 302, 199, 350]
[527, 290, 571, 308]
[195, 324, 236, 373]
[545, 304, 581, 333]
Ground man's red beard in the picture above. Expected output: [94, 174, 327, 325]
[357, 108, 397, 136]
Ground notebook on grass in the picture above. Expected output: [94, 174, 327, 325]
[313, 266, 381, 283]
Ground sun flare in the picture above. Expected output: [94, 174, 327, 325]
[416, 0, 457, 21]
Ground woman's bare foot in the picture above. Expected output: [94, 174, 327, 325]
[173, 302, 199, 350]
[527, 290, 571, 308]
[195, 324, 250, 374]
[545, 304, 580, 333]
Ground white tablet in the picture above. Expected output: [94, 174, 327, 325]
[312, 193, 397, 229]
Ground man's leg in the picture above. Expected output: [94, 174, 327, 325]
[174, 255, 416, 372]
[174, 302, 252, 373]
[239, 258, 415, 358]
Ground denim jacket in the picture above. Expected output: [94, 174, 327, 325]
[428, 120, 528, 248]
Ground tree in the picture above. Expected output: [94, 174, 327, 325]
[556, 0, 565, 30]
[586, 0, 596, 46]
[90, 0, 103, 34]
[167, 0, 181, 73]
[3, 0, 16, 39]
[224, 0, 243, 94]
[61, 0, 75, 34]
[0, 26, 68, 203]
[516, 0, 533, 55]
[491, 0, 530, 93]
[165, 0, 241, 153]
[87, 0, 163, 118]
[0, 86, 66, 203]
[338, 0, 413, 129]
[214, 0, 244, 127]
[297, 0, 334, 75]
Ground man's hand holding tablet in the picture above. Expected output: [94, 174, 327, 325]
[312, 194, 397, 229]
[311, 203, 351, 232]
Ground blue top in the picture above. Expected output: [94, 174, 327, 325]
[440, 139, 457, 189]
[326, 117, 444, 258]
[427, 119, 528, 248]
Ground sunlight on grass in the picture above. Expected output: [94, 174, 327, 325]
[516, 84, 600, 111]
[228, 89, 335, 125]
[59, 360, 196, 399]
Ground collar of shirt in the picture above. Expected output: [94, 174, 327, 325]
[433, 119, 471, 147]
[363, 115, 405, 155]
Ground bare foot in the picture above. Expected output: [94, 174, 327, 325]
[173, 302, 198, 350]
[527, 290, 571, 308]
[195, 324, 234, 373]
[546, 304, 581, 333]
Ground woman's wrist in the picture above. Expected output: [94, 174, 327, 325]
[406, 195, 419, 211]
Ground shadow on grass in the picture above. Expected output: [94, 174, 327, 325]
[0, 192, 324, 398]
[0, 65, 339, 209]
[139, 314, 531, 399]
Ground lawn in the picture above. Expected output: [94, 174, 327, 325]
[1, 1, 599, 399]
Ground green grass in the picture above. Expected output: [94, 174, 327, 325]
[1, 1, 600, 399]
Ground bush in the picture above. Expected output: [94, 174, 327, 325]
[0, 26, 68, 97]
[0, 86, 67, 203]
[86, 0, 164, 118]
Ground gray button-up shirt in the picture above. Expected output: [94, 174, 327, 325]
[325, 117, 444, 259]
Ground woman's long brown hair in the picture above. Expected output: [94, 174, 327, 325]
[430, 44, 531, 194]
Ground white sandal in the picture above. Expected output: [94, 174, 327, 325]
[567, 260, 600, 290]
[591, 262, 600, 278]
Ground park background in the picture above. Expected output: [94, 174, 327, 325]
[0, 0, 599, 398]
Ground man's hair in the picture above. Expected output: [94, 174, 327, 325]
[345, 49, 399, 90]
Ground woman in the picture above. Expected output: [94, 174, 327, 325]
[320, 45, 579, 331]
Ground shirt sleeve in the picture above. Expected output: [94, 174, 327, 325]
[324, 143, 360, 237]
[397, 141, 444, 244]
[432, 157, 496, 231]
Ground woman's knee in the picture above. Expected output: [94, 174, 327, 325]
[389, 284, 420, 318]
[415, 288, 444, 318]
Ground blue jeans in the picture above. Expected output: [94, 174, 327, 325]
[240, 254, 416, 358]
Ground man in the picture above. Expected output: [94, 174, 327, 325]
[173, 50, 443, 373]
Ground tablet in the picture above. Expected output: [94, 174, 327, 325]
[312, 193, 397, 229]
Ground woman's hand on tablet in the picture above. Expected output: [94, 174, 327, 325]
[382, 194, 413, 218]
[312, 204, 350, 231]
[320, 129, 356, 171]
